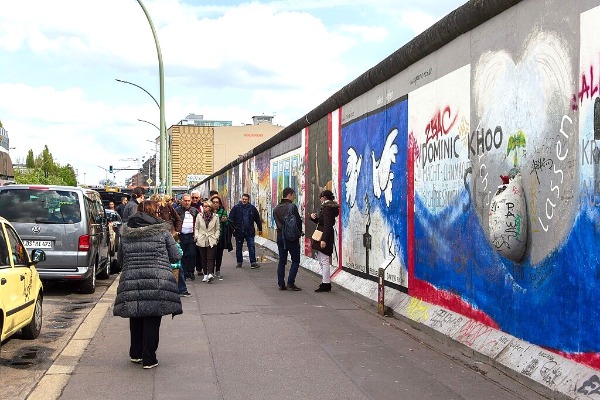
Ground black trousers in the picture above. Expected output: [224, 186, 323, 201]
[179, 233, 196, 276]
[129, 316, 162, 366]
[215, 238, 225, 271]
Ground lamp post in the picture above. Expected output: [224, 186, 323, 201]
[145, 139, 157, 192]
[138, 119, 159, 131]
[133, 0, 168, 194]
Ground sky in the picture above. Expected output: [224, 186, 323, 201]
[0, 0, 467, 186]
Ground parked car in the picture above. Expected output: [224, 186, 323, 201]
[0, 185, 110, 294]
[0, 216, 46, 352]
[105, 209, 122, 274]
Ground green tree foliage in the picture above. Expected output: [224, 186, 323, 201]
[25, 150, 35, 168]
[14, 146, 77, 186]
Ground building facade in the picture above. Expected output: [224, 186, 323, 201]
[169, 117, 282, 189]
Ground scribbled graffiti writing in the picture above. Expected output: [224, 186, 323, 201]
[538, 115, 572, 232]
[539, 360, 562, 386]
[430, 309, 464, 334]
[578, 375, 600, 396]
[468, 126, 503, 157]
[406, 297, 430, 322]
[421, 135, 460, 167]
[530, 157, 554, 184]
[456, 320, 494, 347]
[581, 139, 600, 165]
[424, 106, 458, 144]
[521, 359, 539, 377]
[580, 178, 600, 208]
[489, 201, 523, 249]
[577, 64, 600, 107]
[530, 262, 555, 289]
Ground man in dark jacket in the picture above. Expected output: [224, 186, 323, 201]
[122, 187, 145, 223]
[175, 194, 199, 289]
[273, 187, 303, 291]
[228, 193, 262, 268]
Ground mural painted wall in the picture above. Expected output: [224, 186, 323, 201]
[201, 1, 600, 371]
[305, 117, 333, 256]
[341, 98, 409, 288]
[269, 148, 304, 235]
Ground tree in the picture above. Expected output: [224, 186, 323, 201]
[26, 150, 35, 168]
[40, 145, 55, 178]
[14, 145, 77, 186]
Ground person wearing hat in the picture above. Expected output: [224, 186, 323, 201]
[309, 189, 339, 292]
[122, 187, 146, 224]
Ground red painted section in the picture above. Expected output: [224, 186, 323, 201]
[411, 278, 500, 329]
[556, 351, 600, 371]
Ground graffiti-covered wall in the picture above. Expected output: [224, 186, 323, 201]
[199, 0, 600, 372]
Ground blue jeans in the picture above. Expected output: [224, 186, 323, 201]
[177, 268, 188, 294]
[236, 233, 256, 264]
[276, 233, 300, 287]
[179, 233, 196, 276]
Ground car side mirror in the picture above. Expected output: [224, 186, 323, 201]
[31, 249, 46, 264]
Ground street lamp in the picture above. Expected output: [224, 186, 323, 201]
[138, 118, 159, 131]
[134, 0, 168, 194]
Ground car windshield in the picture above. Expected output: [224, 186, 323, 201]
[0, 189, 81, 224]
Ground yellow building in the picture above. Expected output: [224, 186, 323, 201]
[169, 119, 283, 189]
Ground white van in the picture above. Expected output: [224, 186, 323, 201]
[0, 185, 110, 293]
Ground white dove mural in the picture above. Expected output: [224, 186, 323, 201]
[372, 128, 398, 207]
[345, 147, 362, 208]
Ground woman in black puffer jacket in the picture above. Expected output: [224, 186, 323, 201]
[113, 200, 182, 369]
[309, 190, 340, 292]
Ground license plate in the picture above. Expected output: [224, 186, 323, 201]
[23, 240, 53, 249]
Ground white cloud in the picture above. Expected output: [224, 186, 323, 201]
[337, 25, 388, 42]
[0, 0, 467, 185]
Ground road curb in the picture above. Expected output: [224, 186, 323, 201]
[27, 277, 120, 400]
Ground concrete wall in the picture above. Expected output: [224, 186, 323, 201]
[198, 0, 600, 395]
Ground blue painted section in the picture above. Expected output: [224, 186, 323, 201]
[341, 100, 409, 273]
[414, 190, 600, 353]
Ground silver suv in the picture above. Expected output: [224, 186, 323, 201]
[0, 185, 110, 293]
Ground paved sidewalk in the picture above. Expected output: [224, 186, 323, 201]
[53, 247, 548, 400]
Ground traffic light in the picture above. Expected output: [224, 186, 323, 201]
[109, 165, 113, 173]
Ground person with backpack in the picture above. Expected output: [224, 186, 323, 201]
[273, 187, 303, 291]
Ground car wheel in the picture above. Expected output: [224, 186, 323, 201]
[98, 257, 110, 280]
[0, 319, 3, 352]
[80, 264, 96, 294]
[22, 295, 43, 339]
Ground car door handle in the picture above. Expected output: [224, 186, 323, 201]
[1, 278, 6, 285]
[20, 274, 25, 281]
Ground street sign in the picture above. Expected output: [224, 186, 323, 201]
[147, 179, 153, 184]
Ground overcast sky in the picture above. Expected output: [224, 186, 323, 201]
[0, 0, 466, 186]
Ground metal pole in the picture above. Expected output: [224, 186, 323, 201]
[135, 0, 167, 194]
[115, 79, 159, 108]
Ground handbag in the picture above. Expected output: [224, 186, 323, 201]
[312, 229, 323, 241]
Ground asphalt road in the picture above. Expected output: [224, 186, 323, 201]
[0, 274, 117, 400]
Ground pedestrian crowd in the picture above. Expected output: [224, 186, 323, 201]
[113, 185, 338, 369]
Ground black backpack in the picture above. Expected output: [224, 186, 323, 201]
[282, 203, 301, 242]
